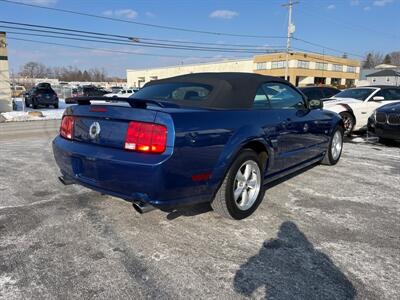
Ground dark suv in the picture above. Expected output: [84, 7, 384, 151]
[79, 85, 108, 97]
[299, 86, 340, 101]
[24, 85, 59, 109]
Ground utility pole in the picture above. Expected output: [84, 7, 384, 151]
[282, 0, 299, 82]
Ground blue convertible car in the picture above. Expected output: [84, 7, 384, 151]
[53, 73, 344, 219]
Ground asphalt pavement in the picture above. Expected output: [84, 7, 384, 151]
[0, 120, 399, 299]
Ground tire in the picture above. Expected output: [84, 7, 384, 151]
[211, 149, 265, 220]
[32, 99, 38, 109]
[54, 103, 59, 109]
[339, 112, 355, 136]
[25, 100, 29, 108]
[321, 126, 344, 165]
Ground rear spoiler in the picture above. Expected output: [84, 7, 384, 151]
[65, 96, 180, 108]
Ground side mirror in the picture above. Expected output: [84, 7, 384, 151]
[308, 99, 323, 109]
[372, 96, 384, 101]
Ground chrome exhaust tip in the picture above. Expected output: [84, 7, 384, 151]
[58, 176, 75, 185]
[132, 201, 155, 214]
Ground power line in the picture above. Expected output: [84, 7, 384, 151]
[292, 37, 364, 58]
[6, 36, 248, 60]
[0, 23, 285, 53]
[297, 5, 400, 40]
[0, 0, 287, 39]
[3, 30, 281, 54]
[0, 20, 285, 49]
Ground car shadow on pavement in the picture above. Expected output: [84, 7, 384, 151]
[233, 221, 356, 299]
[163, 203, 212, 220]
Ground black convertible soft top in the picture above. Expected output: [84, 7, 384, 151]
[143, 72, 288, 109]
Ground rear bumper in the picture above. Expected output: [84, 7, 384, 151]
[36, 97, 58, 105]
[52, 136, 212, 207]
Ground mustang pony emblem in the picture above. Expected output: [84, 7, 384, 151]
[89, 122, 101, 139]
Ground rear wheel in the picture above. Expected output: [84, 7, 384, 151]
[339, 112, 355, 136]
[54, 103, 59, 109]
[32, 99, 38, 109]
[321, 126, 344, 165]
[211, 149, 265, 220]
[25, 99, 29, 108]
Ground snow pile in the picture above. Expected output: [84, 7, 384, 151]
[0, 98, 71, 122]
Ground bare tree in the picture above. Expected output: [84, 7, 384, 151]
[19, 62, 49, 78]
[362, 52, 384, 68]
[389, 51, 400, 66]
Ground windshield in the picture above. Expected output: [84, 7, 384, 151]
[333, 88, 374, 101]
[131, 82, 212, 102]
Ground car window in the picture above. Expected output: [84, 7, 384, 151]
[127, 90, 132, 93]
[132, 83, 212, 101]
[375, 89, 400, 101]
[323, 88, 339, 98]
[302, 88, 323, 100]
[121, 90, 126, 94]
[262, 82, 305, 109]
[253, 87, 270, 109]
[334, 88, 373, 101]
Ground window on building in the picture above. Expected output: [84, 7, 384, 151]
[271, 61, 286, 69]
[347, 66, 356, 73]
[297, 60, 309, 69]
[331, 78, 341, 86]
[345, 79, 355, 87]
[333, 64, 343, 72]
[315, 62, 328, 70]
[314, 77, 326, 85]
[256, 62, 267, 70]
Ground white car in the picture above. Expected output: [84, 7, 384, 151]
[104, 88, 137, 98]
[323, 86, 400, 135]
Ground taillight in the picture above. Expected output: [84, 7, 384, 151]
[124, 121, 167, 154]
[60, 116, 75, 140]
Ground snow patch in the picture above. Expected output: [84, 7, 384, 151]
[0, 98, 71, 122]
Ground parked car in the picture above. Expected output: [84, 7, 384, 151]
[53, 73, 344, 220]
[11, 85, 26, 97]
[299, 86, 340, 101]
[67, 86, 108, 103]
[104, 88, 138, 98]
[78, 85, 109, 97]
[323, 86, 400, 135]
[24, 85, 59, 109]
[368, 102, 400, 143]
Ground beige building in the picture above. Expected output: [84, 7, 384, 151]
[127, 52, 360, 89]
[127, 58, 254, 88]
[0, 32, 12, 112]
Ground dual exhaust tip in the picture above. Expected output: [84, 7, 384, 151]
[58, 176, 154, 214]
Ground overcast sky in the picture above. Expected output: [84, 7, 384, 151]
[1, 0, 399, 77]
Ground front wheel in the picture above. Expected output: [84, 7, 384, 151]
[339, 112, 355, 136]
[211, 149, 265, 220]
[321, 126, 344, 165]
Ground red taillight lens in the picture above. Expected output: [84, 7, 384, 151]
[124, 121, 167, 154]
[60, 116, 75, 140]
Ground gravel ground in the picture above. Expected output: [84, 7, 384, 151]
[0, 121, 399, 299]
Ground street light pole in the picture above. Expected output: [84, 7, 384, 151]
[283, 0, 298, 82]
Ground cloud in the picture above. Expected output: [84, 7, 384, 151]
[145, 12, 156, 18]
[364, 6, 371, 10]
[373, 0, 393, 6]
[14, 0, 57, 6]
[350, 0, 360, 5]
[327, 4, 336, 9]
[209, 10, 239, 19]
[102, 9, 138, 19]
